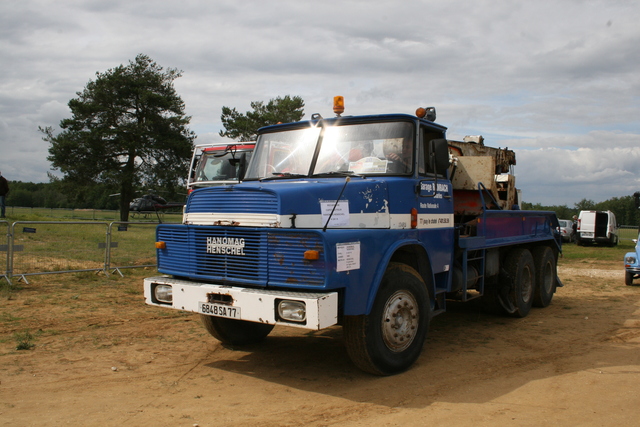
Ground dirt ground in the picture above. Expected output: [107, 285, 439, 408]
[1, 257, 640, 426]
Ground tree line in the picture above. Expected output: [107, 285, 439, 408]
[5, 181, 123, 210]
[6, 179, 640, 226]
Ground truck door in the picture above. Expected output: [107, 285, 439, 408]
[416, 128, 455, 278]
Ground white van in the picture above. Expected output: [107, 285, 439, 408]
[577, 210, 618, 246]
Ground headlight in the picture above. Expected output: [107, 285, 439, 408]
[625, 256, 637, 265]
[154, 284, 173, 303]
[277, 300, 306, 323]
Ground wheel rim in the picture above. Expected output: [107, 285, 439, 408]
[521, 265, 533, 303]
[381, 290, 419, 352]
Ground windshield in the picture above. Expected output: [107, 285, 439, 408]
[245, 127, 320, 179]
[245, 121, 414, 180]
[193, 151, 251, 183]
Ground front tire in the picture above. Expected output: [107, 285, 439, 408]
[625, 271, 634, 286]
[343, 262, 430, 375]
[200, 315, 274, 346]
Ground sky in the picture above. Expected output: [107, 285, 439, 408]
[1, 0, 639, 206]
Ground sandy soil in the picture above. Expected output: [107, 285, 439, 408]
[1, 259, 640, 426]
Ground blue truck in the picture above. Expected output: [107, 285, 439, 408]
[144, 99, 562, 375]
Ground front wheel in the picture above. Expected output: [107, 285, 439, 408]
[200, 315, 274, 346]
[625, 270, 634, 286]
[343, 262, 430, 375]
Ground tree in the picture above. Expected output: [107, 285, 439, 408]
[219, 95, 305, 141]
[574, 198, 596, 211]
[42, 54, 195, 221]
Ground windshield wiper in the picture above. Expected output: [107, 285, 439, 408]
[260, 172, 308, 181]
[312, 171, 364, 178]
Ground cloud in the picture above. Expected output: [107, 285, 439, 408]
[0, 0, 639, 206]
[516, 146, 640, 205]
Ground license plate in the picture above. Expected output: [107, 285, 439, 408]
[198, 302, 241, 319]
[582, 232, 594, 238]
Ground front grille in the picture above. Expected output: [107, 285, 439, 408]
[187, 188, 278, 214]
[194, 228, 268, 285]
[157, 225, 326, 288]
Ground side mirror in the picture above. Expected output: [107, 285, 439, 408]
[237, 153, 248, 181]
[430, 138, 450, 176]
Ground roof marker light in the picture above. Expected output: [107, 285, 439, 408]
[333, 96, 345, 116]
[416, 107, 436, 121]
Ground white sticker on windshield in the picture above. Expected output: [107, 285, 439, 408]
[348, 156, 388, 173]
[336, 242, 360, 272]
[320, 200, 350, 227]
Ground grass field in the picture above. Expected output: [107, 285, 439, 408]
[2, 206, 182, 222]
[562, 228, 637, 262]
[2, 207, 634, 287]
[559, 241, 633, 268]
[1, 210, 163, 281]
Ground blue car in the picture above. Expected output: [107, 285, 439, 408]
[624, 234, 640, 286]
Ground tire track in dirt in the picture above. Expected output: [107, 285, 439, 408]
[558, 265, 640, 344]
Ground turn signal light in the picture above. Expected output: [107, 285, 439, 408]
[411, 208, 418, 229]
[155, 241, 166, 249]
[304, 250, 320, 260]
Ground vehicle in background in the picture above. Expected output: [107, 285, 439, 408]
[187, 142, 255, 192]
[130, 194, 183, 212]
[625, 192, 640, 285]
[557, 219, 575, 242]
[576, 210, 618, 246]
[624, 233, 640, 285]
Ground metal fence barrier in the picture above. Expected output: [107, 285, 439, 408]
[618, 225, 639, 241]
[107, 222, 158, 275]
[2, 221, 639, 286]
[1, 221, 8, 284]
[1, 221, 157, 286]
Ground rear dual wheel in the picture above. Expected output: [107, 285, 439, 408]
[532, 246, 556, 308]
[500, 246, 557, 316]
[502, 248, 535, 318]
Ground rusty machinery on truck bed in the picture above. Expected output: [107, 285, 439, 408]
[448, 135, 517, 219]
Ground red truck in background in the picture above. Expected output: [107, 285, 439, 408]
[187, 142, 255, 192]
